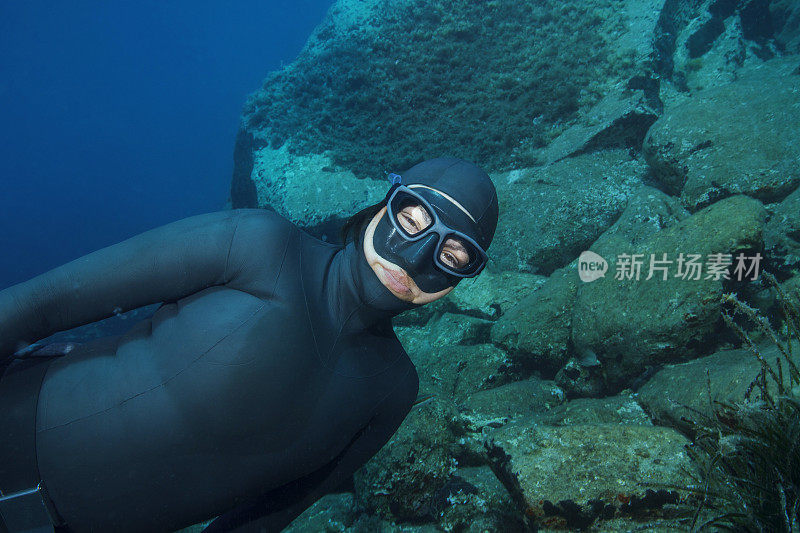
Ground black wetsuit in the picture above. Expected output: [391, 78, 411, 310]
[0, 208, 420, 532]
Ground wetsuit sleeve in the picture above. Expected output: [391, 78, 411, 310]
[0, 209, 245, 361]
[201, 366, 419, 533]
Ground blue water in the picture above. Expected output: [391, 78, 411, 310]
[0, 1, 333, 289]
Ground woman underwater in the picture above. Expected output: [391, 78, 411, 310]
[0, 157, 499, 532]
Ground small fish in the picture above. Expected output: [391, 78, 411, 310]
[413, 393, 437, 407]
[577, 347, 601, 368]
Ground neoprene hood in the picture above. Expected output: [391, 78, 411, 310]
[372, 157, 499, 293]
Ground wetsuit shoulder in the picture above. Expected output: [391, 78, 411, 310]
[224, 208, 297, 299]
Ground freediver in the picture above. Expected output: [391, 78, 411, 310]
[0, 157, 499, 532]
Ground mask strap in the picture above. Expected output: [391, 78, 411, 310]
[383, 173, 402, 204]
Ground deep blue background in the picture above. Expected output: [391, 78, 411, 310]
[0, 1, 333, 289]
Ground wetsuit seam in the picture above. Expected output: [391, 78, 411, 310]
[36, 303, 266, 432]
[223, 211, 243, 283]
[271, 223, 293, 297]
[472, 187, 496, 239]
[325, 293, 405, 379]
[299, 237, 325, 371]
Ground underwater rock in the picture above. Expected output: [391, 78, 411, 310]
[764, 184, 800, 274]
[554, 357, 607, 399]
[395, 311, 494, 355]
[233, 0, 663, 184]
[394, 265, 546, 329]
[531, 393, 652, 427]
[572, 195, 766, 391]
[643, 58, 800, 211]
[490, 266, 579, 374]
[666, 0, 779, 94]
[353, 398, 463, 523]
[284, 492, 357, 532]
[246, 143, 384, 238]
[483, 420, 692, 530]
[593, 185, 691, 247]
[458, 378, 566, 432]
[528, 89, 660, 166]
[347, 515, 441, 533]
[433, 466, 524, 533]
[402, 342, 516, 403]
[493, 150, 645, 274]
[652, 0, 792, 95]
[419, 312, 493, 347]
[781, 274, 800, 313]
[441, 268, 547, 321]
[772, 0, 800, 53]
[637, 340, 800, 434]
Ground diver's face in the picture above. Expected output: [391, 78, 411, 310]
[363, 206, 455, 304]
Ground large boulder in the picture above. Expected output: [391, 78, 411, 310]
[643, 58, 800, 211]
[532, 393, 653, 427]
[441, 269, 546, 321]
[637, 339, 800, 432]
[459, 378, 566, 432]
[492, 150, 645, 274]
[491, 266, 579, 373]
[232, 0, 666, 193]
[572, 195, 767, 390]
[394, 268, 547, 328]
[483, 420, 692, 529]
[354, 398, 461, 522]
[248, 144, 384, 237]
[772, 0, 800, 53]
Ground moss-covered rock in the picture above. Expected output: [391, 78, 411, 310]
[249, 143, 384, 236]
[441, 268, 546, 321]
[643, 58, 800, 211]
[527, 90, 660, 165]
[235, 0, 657, 184]
[393, 268, 547, 328]
[433, 466, 524, 533]
[572, 195, 767, 390]
[492, 150, 645, 274]
[532, 393, 652, 427]
[353, 398, 463, 522]
[772, 0, 800, 53]
[459, 378, 566, 432]
[483, 420, 692, 530]
[636, 340, 800, 433]
[403, 342, 516, 403]
[491, 266, 579, 374]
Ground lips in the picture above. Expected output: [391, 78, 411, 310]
[383, 266, 411, 294]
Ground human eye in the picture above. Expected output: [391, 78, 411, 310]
[441, 248, 468, 269]
[398, 210, 421, 234]
[441, 250, 458, 268]
[441, 238, 471, 269]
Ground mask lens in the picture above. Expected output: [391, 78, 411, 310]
[438, 233, 485, 276]
[389, 190, 434, 237]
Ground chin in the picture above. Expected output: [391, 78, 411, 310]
[362, 206, 453, 304]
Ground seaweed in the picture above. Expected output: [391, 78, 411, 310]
[242, 0, 632, 179]
[681, 272, 800, 532]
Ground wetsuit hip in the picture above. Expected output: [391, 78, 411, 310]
[0, 358, 65, 532]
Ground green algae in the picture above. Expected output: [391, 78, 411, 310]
[242, 0, 633, 179]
